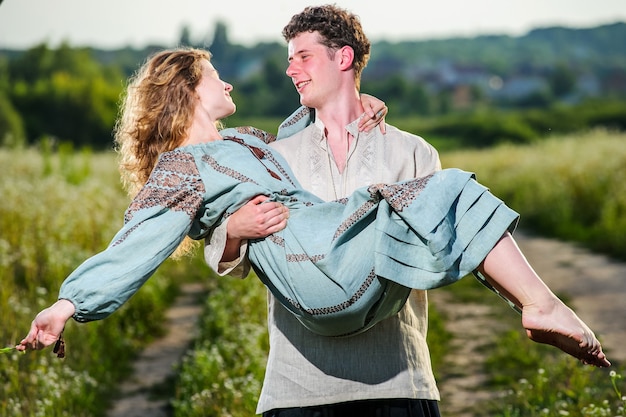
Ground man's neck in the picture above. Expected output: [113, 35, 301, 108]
[315, 97, 362, 173]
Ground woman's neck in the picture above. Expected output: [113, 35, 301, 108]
[183, 116, 222, 146]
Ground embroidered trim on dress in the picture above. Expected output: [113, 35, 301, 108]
[332, 199, 378, 241]
[233, 126, 277, 144]
[201, 154, 259, 185]
[285, 268, 377, 316]
[370, 175, 433, 212]
[278, 107, 310, 131]
[286, 253, 326, 263]
[125, 151, 205, 223]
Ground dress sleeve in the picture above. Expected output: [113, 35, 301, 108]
[276, 106, 314, 140]
[59, 151, 206, 322]
[205, 117, 308, 274]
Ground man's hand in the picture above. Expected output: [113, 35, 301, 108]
[221, 195, 289, 262]
[228, 195, 289, 239]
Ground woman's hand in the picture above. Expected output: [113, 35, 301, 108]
[16, 299, 75, 352]
[358, 93, 388, 134]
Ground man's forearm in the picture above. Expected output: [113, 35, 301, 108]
[222, 237, 244, 262]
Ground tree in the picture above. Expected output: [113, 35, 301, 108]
[209, 21, 230, 61]
[0, 92, 25, 147]
[7, 44, 123, 147]
[548, 63, 577, 98]
[179, 25, 193, 47]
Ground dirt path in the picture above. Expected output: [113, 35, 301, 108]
[106, 283, 206, 417]
[107, 232, 625, 417]
[513, 231, 626, 362]
[433, 230, 626, 416]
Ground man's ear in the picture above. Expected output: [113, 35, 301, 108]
[337, 46, 354, 71]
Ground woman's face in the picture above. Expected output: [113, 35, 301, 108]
[195, 60, 236, 120]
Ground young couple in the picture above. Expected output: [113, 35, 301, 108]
[18, 4, 610, 417]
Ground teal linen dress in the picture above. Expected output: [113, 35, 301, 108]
[59, 127, 518, 337]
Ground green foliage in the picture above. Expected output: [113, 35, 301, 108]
[5, 43, 123, 148]
[484, 329, 625, 416]
[0, 22, 626, 149]
[2, 23, 626, 150]
[412, 100, 626, 148]
[548, 63, 577, 98]
[369, 23, 626, 75]
[426, 301, 452, 379]
[363, 76, 434, 116]
[230, 54, 300, 118]
[0, 91, 25, 147]
[435, 267, 624, 417]
[0, 148, 197, 417]
[430, 111, 539, 147]
[442, 129, 626, 260]
[172, 273, 268, 417]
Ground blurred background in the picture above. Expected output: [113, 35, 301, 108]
[1, 2, 625, 417]
[1, 0, 625, 148]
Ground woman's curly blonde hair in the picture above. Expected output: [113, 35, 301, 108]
[113, 47, 217, 257]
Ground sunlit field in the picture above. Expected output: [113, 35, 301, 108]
[440, 129, 626, 416]
[0, 142, 205, 416]
[1, 129, 624, 416]
[442, 128, 626, 260]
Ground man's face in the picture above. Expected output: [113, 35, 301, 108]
[286, 31, 340, 108]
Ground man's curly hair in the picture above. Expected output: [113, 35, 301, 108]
[282, 4, 371, 87]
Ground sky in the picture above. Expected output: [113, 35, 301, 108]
[1, 0, 626, 49]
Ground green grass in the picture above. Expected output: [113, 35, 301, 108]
[2, 128, 625, 416]
[172, 271, 268, 417]
[442, 128, 626, 260]
[0, 143, 207, 416]
[486, 333, 625, 416]
[433, 274, 625, 416]
[437, 129, 626, 416]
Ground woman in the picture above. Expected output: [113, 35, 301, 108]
[18, 48, 610, 367]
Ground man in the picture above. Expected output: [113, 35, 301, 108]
[207, 4, 611, 414]
[206, 5, 443, 416]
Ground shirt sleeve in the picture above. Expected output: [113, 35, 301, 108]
[414, 135, 442, 176]
[204, 218, 251, 278]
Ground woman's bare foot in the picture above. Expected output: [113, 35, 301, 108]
[521, 300, 611, 367]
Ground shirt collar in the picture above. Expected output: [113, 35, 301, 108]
[313, 115, 365, 144]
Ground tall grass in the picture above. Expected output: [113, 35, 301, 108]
[0, 144, 198, 416]
[440, 129, 626, 416]
[3, 129, 624, 416]
[486, 331, 625, 416]
[436, 276, 625, 416]
[172, 273, 268, 417]
[442, 129, 626, 260]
